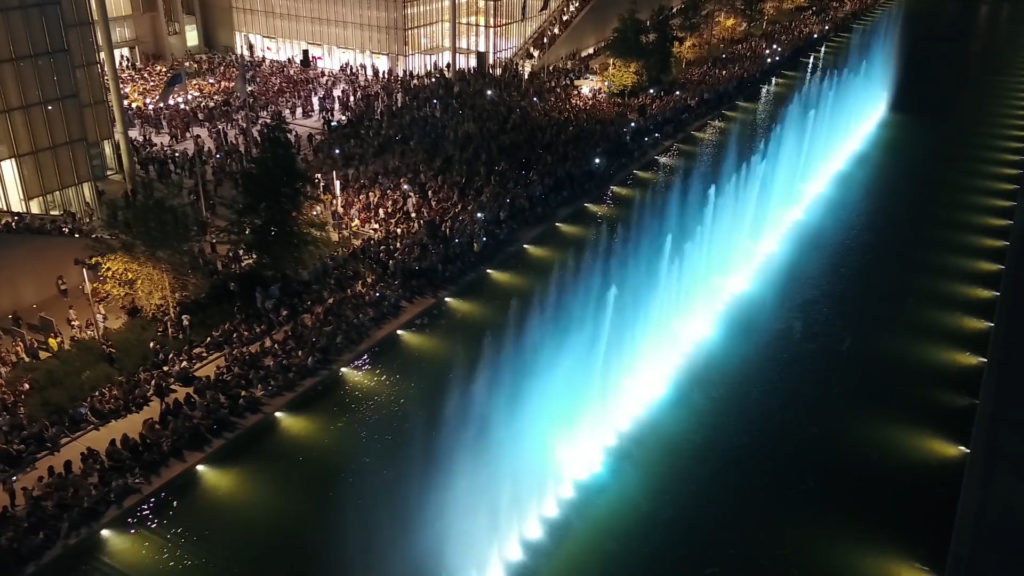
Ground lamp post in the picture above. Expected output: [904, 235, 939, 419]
[75, 258, 103, 338]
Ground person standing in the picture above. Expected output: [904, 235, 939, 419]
[2, 478, 16, 509]
[56, 275, 69, 301]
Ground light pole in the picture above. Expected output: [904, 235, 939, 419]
[76, 259, 103, 338]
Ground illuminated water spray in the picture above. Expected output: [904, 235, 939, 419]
[422, 7, 900, 576]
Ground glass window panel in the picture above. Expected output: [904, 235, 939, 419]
[8, 11, 30, 58]
[0, 62, 22, 108]
[62, 98, 85, 142]
[37, 57, 59, 101]
[60, 0, 79, 25]
[55, 144, 78, 188]
[28, 105, 50, 149]
[44, 6, 67, 51]
[1, 157, 26, 212]
[88, 67, 105, 102]
[71, 141, 90, 183]
[0, 13, 13, 62]
[45, 104, 68, 146]
[67, 28, 85, 66]
[90, 103, 113, 140]
[0, 112, 13, 160]
[18, 62, 40, 105]
[37, 148, 60, 193]
[81, 104, 98, 142]
[53, 53, 75, 97]
[18, 155, 42, 200]
[82, 29, 100, 64]
[27, 11, 49, 55]
[9, 109, 32, 153]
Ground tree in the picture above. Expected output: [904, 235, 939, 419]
[603, 58, 646, 95]
[91, 252, 189, 317]
[101, 183, 201, 268]
[676, 0, 705, 34]
[673, 37, 704, 71]
[607, 3, 648, 61]
[231, 114, 329, 273]
[94, 180, 205, 316]
[644, 4, 676, 82]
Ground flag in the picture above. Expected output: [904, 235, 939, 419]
[539, 0, 550, 12]
[157, 68, 186, 105]
[521, 0, 527, 20]
[236, 62, 248, 98]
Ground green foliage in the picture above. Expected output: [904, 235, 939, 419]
[607, 4, 648, 61]
[232, 115, 329, 273]
[100, 183, 200, 268]
[606, 3, 678, 87]
[603, 59, 647, 95]
[96, 182, 205, 314]
[105, 317, 157, 374]
[13, 340, 117, 420]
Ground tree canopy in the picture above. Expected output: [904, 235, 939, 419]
[91, 252, 189, 317]
[606, 3, 678, 88]
[231, 114, 329, 273]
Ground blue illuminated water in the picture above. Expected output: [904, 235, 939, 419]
[422, 9, 901, 576]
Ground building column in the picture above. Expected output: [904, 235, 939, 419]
[191, 0, 206, 51]
[449, 0, 457, 69]
[92, 0, 135, 192]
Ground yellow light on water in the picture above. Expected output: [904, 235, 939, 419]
[584, 203, 618, 217]
[555, 222, 588, 238]
[276, 412, 320, 440]
[964, 196, 1017, 209]
[394, 329, 447, 355]
[632, 170, 657, 180]
[970, 179, 1021, 191]
[195, 465, 249, 498]
[918, 343, 988, 367]
[963, 214, 1014, 228]
[610, 185, 638, 198]
[955, 233, 1010, 248]
[524, 244, 559, 261]
[444, 297, 489, 319]
[926, 310, 994, 332]
[945, 256, 1005, 273]
[486, 269, 531, 289]
[873, 424, 973, 461]
[941, 282, 1000, 300]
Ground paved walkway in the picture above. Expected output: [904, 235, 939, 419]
[0, 234, 125, 350]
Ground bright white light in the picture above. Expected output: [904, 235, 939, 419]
[594, 157, 601, 164]
[100, 528, 112, 537]
[274, 411, 285, 417]
[958, 445, 971, 453]
[196, 464, 206, 471]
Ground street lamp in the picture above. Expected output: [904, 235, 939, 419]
[73, 258, 103, 338]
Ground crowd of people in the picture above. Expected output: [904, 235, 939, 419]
[0, 0, 885, 570]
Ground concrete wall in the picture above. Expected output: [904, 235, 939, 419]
[540, 0, 674, 64]
[200, 0, 236, 52]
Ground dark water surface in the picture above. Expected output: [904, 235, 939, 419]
[37, 1, 1024, 575]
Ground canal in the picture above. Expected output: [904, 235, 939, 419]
[38, 0, 1024, 574]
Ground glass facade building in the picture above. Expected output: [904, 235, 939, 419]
[230, 0, 557, 72]
[0, 0, 115, 216]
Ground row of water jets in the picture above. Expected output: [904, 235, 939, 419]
[418, 5, 902, 576]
